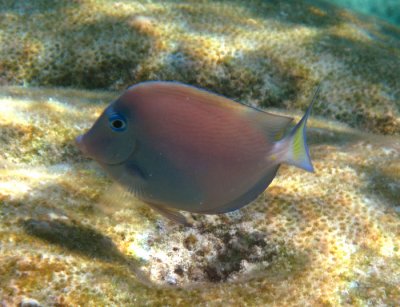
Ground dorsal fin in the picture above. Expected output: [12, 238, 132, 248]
[133, 81, 293, 141]
[246, 109, 293, 141]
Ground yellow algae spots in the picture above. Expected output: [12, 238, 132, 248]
[0, 98, 35, 126]
[128, 16, 157, 36]
[0, 166, 64, 202]
[0, 179, 31, 200]
[331, 23, 375, 43]
[308, 6, 327, 17]
[126, 234, 151, 262]
[379, 238, 397, 258]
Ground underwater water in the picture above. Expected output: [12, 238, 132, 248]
[0, 0, 399, 306]
[326, 0, 400, 25]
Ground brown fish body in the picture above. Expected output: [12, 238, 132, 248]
[116, 82, 287, 212]
[76, 81, 315, 223]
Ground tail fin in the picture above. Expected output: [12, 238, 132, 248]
[282, 85, 320, 172]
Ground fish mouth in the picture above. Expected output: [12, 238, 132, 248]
[75, 133, 137, 167]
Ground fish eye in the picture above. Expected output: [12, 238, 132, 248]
[109, 114, 127, 132]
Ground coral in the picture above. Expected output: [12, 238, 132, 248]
[0, 87, 399, 306]
[0, 0, 400, 134]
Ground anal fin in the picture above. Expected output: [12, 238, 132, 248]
[146, 202, 192, 227]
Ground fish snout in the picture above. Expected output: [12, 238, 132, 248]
[75, 134, 88, 156]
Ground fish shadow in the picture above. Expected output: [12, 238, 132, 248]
[20, 217, 155, 285]
[21, 218, 126, 263]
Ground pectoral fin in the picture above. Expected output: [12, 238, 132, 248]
[96, 183, 135, 215]
[125, 161, 147, 182]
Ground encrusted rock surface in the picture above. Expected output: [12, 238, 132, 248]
[1, 0, 400, 305]
[0, 87, 399, 306]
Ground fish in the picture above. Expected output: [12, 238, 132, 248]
[76, 81, 318, 226]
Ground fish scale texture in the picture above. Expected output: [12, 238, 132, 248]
[0, 87, 399, 306]
[0, 0, 400, 134]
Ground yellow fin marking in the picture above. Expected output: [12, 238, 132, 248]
[292, 120, 306, 161]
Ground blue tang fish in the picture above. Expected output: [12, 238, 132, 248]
[76, 81, 317, 225]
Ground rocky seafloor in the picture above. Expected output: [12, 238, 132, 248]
[1, 0, 400, 306]
[0, 86, 399, 306]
